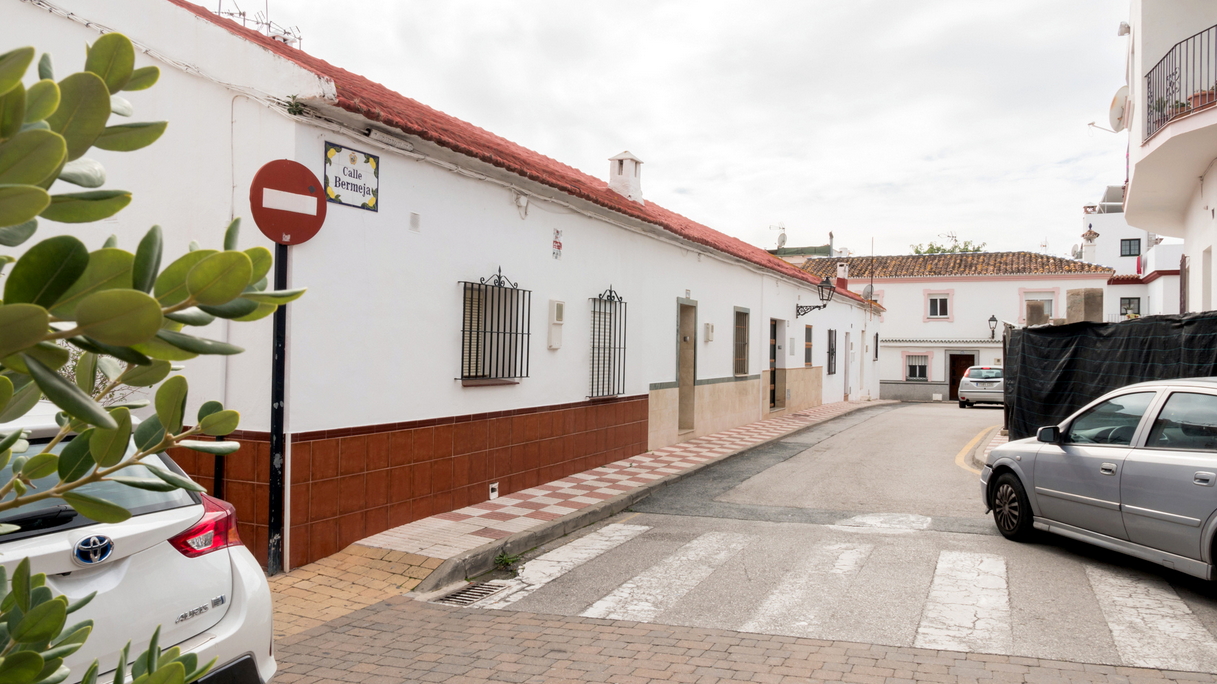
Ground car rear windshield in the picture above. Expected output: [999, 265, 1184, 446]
[967, 368, 1003, 379]
[0, 437, 197, 541]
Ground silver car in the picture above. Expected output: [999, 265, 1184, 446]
[958, 366, 1003, 408]
[980, 378, 1217, 579]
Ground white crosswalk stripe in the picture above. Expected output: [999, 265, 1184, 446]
[580, 531, 752, 622]
[740, 542, 872, 637]
[913, 551, 1012, 654]
[480, 524, 651, 609]
[1085, 564, 1217, 671]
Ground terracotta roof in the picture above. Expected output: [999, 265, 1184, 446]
[1081, 229, 1100, 240]
[163, 0, 876, 307]
[800, 252, 1114, 279]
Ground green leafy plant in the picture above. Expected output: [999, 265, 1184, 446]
[0, 34, 305, 684]
[910, 239, 986, 254]
[493, 552, 521, 571]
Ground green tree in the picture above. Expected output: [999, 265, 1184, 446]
[0, 36, 303, 684]
[910, 239, 987, 254]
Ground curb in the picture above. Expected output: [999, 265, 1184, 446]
[410, 401, 895, 595]
[968, 425, 1001, 471]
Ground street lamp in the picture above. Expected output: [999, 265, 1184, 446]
[797, 277, 837, 318]
[988, 315, 998, 339]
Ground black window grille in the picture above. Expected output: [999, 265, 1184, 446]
[873, 333, 879, 361]
[804, 325, 813, 367]
[1121, 239, 1141, 257]
[460, 268, 531, 380]
[907, 354, 927, 381]
[827, 329, 837, 375]
[733, 311, 749, 375]
[590, 287, 627, 397]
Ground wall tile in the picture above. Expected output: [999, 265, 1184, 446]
[365, 506, 389, 537]
[412, 460, 432, 496]
[290, 483, 310, 525]
[311, 439, 340, 481]
[337, 512, 365, 549]
[290, 442, 311, 484]
[454, 421, 488, 456]
[227, 444, 256, 481]
[255, 442, 271, 484]
[489, 417, 512, 448]
[389, 465, 412, 503]
[309, 519, 338, 561]
[431, 458, 453, 494]
[339, 475, 365, 515]
[310, 478, 339, 521]
[433, 424, 454, 460]
[366, 471, 388, 507]
[388, 500, 412, 528]
[388, 430, 413, 467]
[339, 436, 367, 475]
[468, 451, 487, 484]
[253, 482, 268, 526]
[412, 428, 434, 463]
[289, 524, 310, 569]
[367, 433, 390, 471]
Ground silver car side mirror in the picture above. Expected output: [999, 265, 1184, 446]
[1037, 425, 1061, 443]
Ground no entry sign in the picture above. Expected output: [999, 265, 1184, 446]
[249, 159, 327, 245]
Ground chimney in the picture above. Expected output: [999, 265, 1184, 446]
[608, 151, 643, 203]
[1081, 223, 1099, 262]
[836, 262, 849, 289]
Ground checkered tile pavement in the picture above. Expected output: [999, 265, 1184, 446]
[357, 400, 895, 561]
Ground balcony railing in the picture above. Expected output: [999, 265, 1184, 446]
[1145, 23, 1217, 140]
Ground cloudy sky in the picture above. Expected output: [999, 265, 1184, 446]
[249, 0, 1129, 257]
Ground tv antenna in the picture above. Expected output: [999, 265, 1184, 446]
[215, 0, 303, 48]
[770, 222, 787, 249]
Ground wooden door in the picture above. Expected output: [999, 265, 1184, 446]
[948, 354, 975, 400]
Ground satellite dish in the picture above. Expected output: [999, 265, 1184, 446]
[862, 284, 875, 300]
[1110, 85, 1129, 132]
[777, 232, 787, 249]
[1071, 244, 1082, 259]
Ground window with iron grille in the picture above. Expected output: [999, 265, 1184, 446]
[874, 333, 879, 361]
[590, 287, 626, 397]
[826, 329, 837, 375]
[804, 325, 813, 367]
[733, 310, 749, 375]
[460, 268, 531, 380]
[1121, 239, 1141, 257]
[906, 354, 928, 381]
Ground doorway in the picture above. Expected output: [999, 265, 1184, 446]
[768, 319, 786, 410]
[948, 353, 976, 401]
[843, 332, 851, 400]
[678, 302, 697, 432]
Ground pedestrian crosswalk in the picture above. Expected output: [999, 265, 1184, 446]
[455, 522, 1217, 672]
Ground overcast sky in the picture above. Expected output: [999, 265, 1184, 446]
[246, 1, 1130, 257]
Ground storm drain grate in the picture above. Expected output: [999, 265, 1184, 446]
[434, 581, 510, 607]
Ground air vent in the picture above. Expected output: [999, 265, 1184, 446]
[433, 581, 511, 607]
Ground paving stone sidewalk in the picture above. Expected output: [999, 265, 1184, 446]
[270, 400, 895, 637]
[272, 596, 1217, 684]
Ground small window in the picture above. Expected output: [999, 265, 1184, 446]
[733, 310, 749, 375]
[873, 333, 879, 361]
[1065, 392, 1156, 445]
[1147, 392, 1217, 451]
[1119, 297, 1141, 316]
[590, 288, 626, 397]
[1025, 292, 1054, 319]
[461, 271, 531, 380]
[826, 329, 837, 375]
[928, 295, 949, 318]
[1121, 238, 1141, 257]
[804, 325, 813, 367]
[906, 354, 928, 381]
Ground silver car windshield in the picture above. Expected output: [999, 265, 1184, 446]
[0, 438, 196, 538]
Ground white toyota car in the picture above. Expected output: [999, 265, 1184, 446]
[0, 403, 275, 684]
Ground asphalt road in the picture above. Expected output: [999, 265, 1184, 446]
[453, 402, 1217, 673]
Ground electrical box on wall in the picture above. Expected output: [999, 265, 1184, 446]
[705, 323, 714, 341]
[548, 300, 565, 349]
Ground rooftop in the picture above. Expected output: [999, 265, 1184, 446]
[166, 0, 875, 306]
[801, 252, 1114, 279]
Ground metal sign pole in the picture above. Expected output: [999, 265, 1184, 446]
[267, 242, 289, 574]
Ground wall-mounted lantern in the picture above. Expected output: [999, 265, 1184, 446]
[988, 315, 998, 339]
[797, 276, 837, 318]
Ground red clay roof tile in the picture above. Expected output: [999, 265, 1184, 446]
[801, 253, 1114, 279]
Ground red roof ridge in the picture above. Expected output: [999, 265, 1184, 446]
[159, 0, 873, 305]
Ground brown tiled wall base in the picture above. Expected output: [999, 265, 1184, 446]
[175, 395, 648, 569]
[268, 545, 442, 638]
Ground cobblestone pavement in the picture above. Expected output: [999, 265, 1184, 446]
[272, 596, 1217, 684]
[271, 400, 895, 637]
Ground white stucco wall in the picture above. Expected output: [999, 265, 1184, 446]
[8, 0, 881, 440]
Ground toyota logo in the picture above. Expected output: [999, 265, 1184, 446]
[73, 535, 114, 566]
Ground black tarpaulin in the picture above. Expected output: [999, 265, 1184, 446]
[1005, 313, 1217, 440]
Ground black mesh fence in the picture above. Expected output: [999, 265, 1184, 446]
[1005, 312, 1217, 440]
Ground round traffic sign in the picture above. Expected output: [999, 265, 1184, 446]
[249, 160, 327, 245]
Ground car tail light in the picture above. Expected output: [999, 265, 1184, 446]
[169, 495, 243, 558]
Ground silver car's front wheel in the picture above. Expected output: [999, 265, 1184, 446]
[992, 472, 1035, 541]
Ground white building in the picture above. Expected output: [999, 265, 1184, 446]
[801, 254, 1112, 403]
[9, 0, 880, 569]
[1118, 1, 1217, 312]
[1079, 186, 1182, 319]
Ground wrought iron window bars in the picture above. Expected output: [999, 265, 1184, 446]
[590, 286, 627, 398]
[460, 267, 531, 380]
